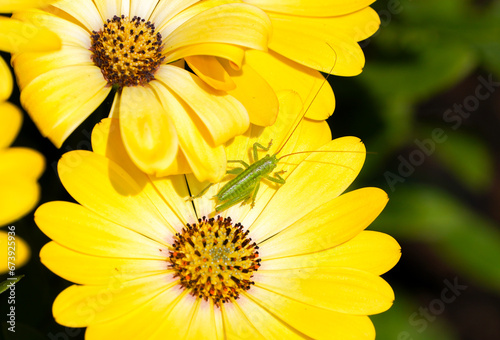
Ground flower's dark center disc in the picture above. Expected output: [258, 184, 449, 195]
[169, 216, 261, 307]
[90, 15, 165, 87]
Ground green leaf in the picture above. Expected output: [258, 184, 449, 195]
[0, 275, 24, 294]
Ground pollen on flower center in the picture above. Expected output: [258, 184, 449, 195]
[169, 216, 261, 307]
[90, 15, 165, 87]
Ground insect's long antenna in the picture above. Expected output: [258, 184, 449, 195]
[278, 149, 374, 160]
[275, 43, 338, 156]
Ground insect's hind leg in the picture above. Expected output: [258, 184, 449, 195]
[253, 140, 273, 161]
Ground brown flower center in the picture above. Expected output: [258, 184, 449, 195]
[90, 15, 164, 87]
[169, 216, 260, 307]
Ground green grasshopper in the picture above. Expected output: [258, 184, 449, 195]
[189, 140, 286, 212]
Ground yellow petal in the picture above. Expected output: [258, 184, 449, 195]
[255, 267, 395, 315]
[152, 294, 214, 339]
[268, 12, 366, 76]
[0, 175, 40, 226]
[92, 0, 121, 22]
[247, 286, 376, 339]
[224, 294, 304, 339]
[162, 3, 271, 54]
[19, 65, 110, 147]
[119, 86, 179, 175]
[0, 230, 30, 273]
[221, 58, 279, 127]
[243, 0, 375, 17]
[40, 242, 169, 285]
[51, 0, 103, 32]
[246, 50, 335, 120]
[149, 80, 227, 182]
[57, 150, 178, 241]
[129, 0, 159, 21]
[0, 57, 13, 102]
[164, 42, 245, 69]
[91, 118, 197, 225]
[149, 0, 198, 32]
[53, 274, 178, 327]
[0, 102, 22, 148]
[155, 65, 249, 146]
[0, 147, 45, 179]
[260, 188, 388, 259]
[247, 136, 365, 241]
[263, 230, 401, 276]
[36, 201, 169, 258]
[12, 46, 93, 90]
[0, 16, 61, 53]
[185, 299, 224, 340]
[220, 298, 267, 340]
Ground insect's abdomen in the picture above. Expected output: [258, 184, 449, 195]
[217, 155, 278, 202]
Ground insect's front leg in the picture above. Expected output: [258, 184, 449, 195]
[252, 140, 273, 162]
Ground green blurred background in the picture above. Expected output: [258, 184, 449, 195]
[2, 0, 500, 338]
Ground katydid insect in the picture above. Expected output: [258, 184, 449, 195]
[189, 139, 286, 212]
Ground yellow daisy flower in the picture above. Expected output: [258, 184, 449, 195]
[37, 93, 400, 339]
[11, 0, 272, 182]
